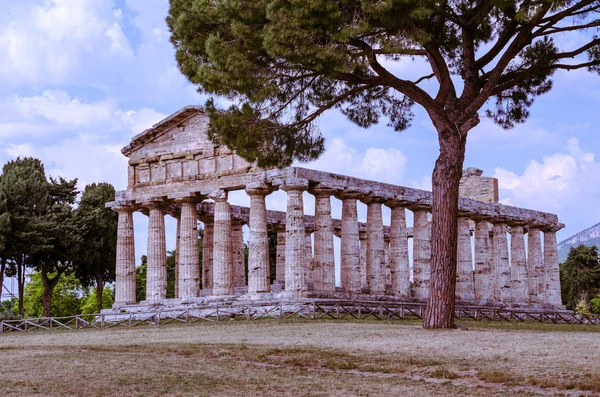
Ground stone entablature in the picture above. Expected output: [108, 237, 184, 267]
[107, 106, 565, 311]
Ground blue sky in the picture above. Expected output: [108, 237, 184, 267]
[1, 0, 600, 260]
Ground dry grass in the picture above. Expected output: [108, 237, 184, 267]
[1, 319, 600, 396]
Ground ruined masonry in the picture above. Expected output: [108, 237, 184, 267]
[106, 106, 564, 310]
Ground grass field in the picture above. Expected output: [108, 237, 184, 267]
[1, 319, 599, 396]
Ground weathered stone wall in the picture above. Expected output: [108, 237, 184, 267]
[459, 167, 499, 203]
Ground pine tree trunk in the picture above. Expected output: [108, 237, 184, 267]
[41, 271, 52, 318]
[423, 128, 467, 329]
[17, 256, 24, 317]
[0, 260, 5, 301]
[40, 269, 60, 318]
[96, 272, 104, 314]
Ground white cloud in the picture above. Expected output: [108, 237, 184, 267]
[0, 0, 132, 84]
[117, 108, 167, 134]
[5, 143, 34, 158]
[304, 138, 408, 185]
[15, 90, 116, 128]
[493, 138, 600, 212]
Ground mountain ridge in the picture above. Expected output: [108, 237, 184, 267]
[557, 221, 600, 262]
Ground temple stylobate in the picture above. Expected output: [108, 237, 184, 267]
[107, 106, 565, 310]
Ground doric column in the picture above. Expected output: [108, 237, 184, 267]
[177, 199, 201, 299]
[509, 225, 528, 303]
[246, 183, 272, 294]
[273, 224, 286, 286]
[387, 203, 410, 297]
[527, 227, 544, 304]
[362, 196, 386, 295]
[144, 202, 167, 302]
[456, 217, 475, 302]
[336, 191, 362, 293]
[474, 220, 493, 302]
[113, 205, 136, 306]
[305, 230, 314, 290]
[281, 178, 309, 296]
[200, 216, 214, 290]
[492, 222, 511, 303]
[210, 190, 234, 296]
[174, 211, 181, 299]
[384, 237, 391, 292]
[359, 228, 368, 292]
[543, 228, 562, 306]
[232, 220, 246, 288]
[311, 187, 336, 292]
[412, 207, 431, 301]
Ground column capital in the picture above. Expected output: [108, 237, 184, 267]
[334, 188, 368, 201]
[541, 224, 563, 233]
[208, 189, 228, 202]
[280, 178, 309, 192]
[309, 182, 340, 197]
[359, 192, 388, 205]
[111, 203, 137, 213]
[245, 182, 273, 197]
[384, 199, 409, 209]
[407, 203, 432, 212]
[140, 200, 167, 211]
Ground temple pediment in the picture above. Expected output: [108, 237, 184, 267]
[122, 106, 255, 189]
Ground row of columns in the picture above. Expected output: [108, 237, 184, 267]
[112, 179, 561, 307]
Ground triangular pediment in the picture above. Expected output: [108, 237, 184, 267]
[122, 106, 255, 189]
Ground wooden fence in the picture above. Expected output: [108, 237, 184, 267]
[1, 300, 599, 334]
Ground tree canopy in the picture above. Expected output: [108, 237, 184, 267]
[560, 244, 600, 310]
[168, 0, 600, 328]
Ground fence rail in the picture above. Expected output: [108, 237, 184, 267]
[1, 300, 599, 334]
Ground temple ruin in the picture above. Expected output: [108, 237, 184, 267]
[106, 106, 564, 312]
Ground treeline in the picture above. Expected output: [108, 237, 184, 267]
[560, 245, 600, 314]
[0, 157, 117, 317]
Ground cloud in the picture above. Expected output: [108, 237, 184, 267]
[5, 143, 34, 158]
[117, 108, 167, 134]
[0, 0, 132, 84]
[15, 90, 116, 128]
[493, 138, 600, 213]
[304, 138, 408, 185]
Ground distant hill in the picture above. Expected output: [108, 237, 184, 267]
[557, 222, 600, 263]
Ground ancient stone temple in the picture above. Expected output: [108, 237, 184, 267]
[106, 106, 565, 310]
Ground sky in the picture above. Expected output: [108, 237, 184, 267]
[1, 0, 600, 264]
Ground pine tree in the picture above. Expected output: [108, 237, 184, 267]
[73, 183, 117, 313]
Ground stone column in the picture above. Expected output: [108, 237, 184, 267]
[363, 197, 386, 295]
[274, 225, 286, 286]
[387, 203, 410, 297]
[412, 208, 431, 301]
[527, 227, 544, 304]
[281, 178, 309, 296]
[509, 225, 528, 303]
[384, 237, 391, 293]
[312, 187, 336, 292]
[174, 212, 181, 299]
[337, 192, 362, 293]
[113, 206, 136, 306]
[456, 217, 475, 302]
[210, 190, 234, 296]
[474, 220, 493, 302]
[492, 222, 511, 303]
[201, 217, 214, 290]
[232, 220, 246, 288]
[359, 228, 368, 292]
[177, 199, 201, 299]
[544, 228, 562, 306]
[305, 231, 314, 290]
[246, 183, 272, 294]
[145, 202, 167, 302]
